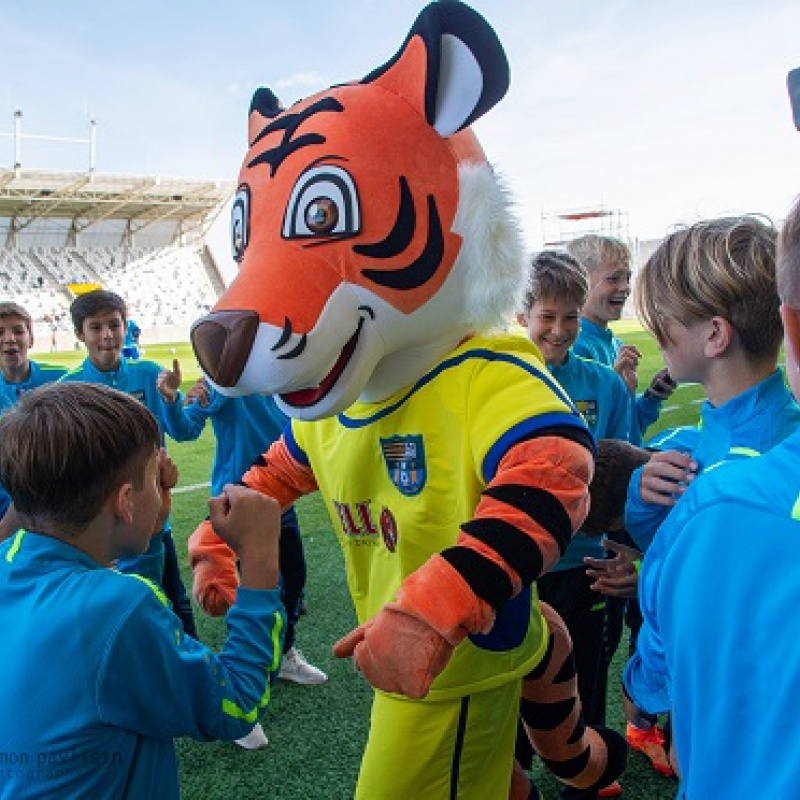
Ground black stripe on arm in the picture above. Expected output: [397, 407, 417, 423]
[460, 518, 545, 586]
[482, 484, 573, 557]
[440, 546, 514, 610]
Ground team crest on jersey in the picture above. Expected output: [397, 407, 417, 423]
[575, 400, 597, 429]
[380, 435, 426, 497]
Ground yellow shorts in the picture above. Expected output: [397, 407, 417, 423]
[356, 680, 521, 800]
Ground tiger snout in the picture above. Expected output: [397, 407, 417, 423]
[191, 310, 260, 388]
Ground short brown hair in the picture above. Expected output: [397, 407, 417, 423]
[635, 216, 782, 362]
[0, 383, 159, 533]
[0, 302, 32, 333]
[778, 195, 800, 308]
[520, 250, 588, 313]
[70, 289, 127, 334]
[565, 235, 631, 275]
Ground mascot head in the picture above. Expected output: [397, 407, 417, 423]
[192, 0, 526, 420]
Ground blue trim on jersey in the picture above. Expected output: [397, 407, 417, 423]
[284, 424, 310, 467]
[337, 348, 582, 430]
[469, 585, 531, 651]
[482, 412, 593, 482]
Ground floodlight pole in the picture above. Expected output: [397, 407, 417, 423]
[89, 118, 97, 174]
[13, 110, 21, 176]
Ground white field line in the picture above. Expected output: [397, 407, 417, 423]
[173, 482, 211, 495]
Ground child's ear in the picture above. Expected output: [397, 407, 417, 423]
[515, 312, 527, 327]
[75, 327, 85, 343]
[705, 316, 733, 358]
[112, 482, 136, 525]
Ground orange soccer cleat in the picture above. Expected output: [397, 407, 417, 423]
[626, 723, 674, 776]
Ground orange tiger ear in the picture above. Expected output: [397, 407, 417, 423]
[362, 1, 509, 138]
[247, 87, 284, 146]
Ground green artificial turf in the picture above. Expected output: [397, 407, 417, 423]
[39, 326, 742, 798]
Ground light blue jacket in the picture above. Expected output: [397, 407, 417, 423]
[0, 530, 284, 800]
[548, 350, 630, 569]
[0, 360, 67, 412]
[178, 386, 289, 496]
[625, 369, 800, 551]
[573, 317, 662, 444]
[624, 428, 800, 798]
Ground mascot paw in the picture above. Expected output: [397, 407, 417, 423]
[191, 558, 237, 616]
[332, 603, 454, 699]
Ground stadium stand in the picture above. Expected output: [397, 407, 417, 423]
[0, 167, 234, 350]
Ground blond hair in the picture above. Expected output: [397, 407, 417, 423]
[635, 216, 782, 361]
[565, 235, 630, 275]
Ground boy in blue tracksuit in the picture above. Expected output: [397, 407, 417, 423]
[623, 199, 800, 796]
[565, 236, 676, 778]
[624, 215, 800, 557]
[0, 382, 284, 800]
[625, 369, 800, 552]
[565, 235, 675, 446]
[516, 250, 631, 798]
[0, 302, 67, 536]
[179, 379, 327, 689]
[622, 215, 799, 782]
[0, 301, 66, 413]
[60, 289, 199, 638]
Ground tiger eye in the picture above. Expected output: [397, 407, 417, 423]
[305, 197, 339, 234]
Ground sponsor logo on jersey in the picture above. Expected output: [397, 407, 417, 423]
[380, 506, 399, 552]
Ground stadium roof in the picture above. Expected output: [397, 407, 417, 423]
[0, 168, 235, 239]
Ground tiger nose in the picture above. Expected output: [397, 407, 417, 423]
[191, 310, 260, 388]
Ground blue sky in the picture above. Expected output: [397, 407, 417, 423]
[1, 0, 799, 254]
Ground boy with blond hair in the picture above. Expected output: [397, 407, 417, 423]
[621, 215, 800, 786]
[566, 235, 674, 444]
[0, 383, 285, 799]
[626, 216, 800, 552]
[622, 197, 800, 795]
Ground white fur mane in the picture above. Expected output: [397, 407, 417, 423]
[452, 162, 527, 333]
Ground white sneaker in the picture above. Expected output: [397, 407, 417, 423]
[278, 646, 328, 685]
[234, 722, 269, 750]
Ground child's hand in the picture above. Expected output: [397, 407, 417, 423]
[157, 359, 182, 404]
[208, 485, 280, 591]
[153, 449, 178, 533]
[185, 377, 210, 407]
[645, 368, 677, 401]
[639, 450, 697, 506]
[584, 538, 642, 598]
[614, 345, 641, 393]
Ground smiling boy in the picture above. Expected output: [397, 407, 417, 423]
[61, 289, 199, 637]
[0, 302, 66, 412]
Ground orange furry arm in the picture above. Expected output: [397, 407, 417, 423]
[333, 433, 593, 698]
[189, 436, 318, 616]
[400, 435, 592, 632]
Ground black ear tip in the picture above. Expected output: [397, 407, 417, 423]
[250, 87, 283, 118]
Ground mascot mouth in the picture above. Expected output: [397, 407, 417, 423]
[280, 319, 364, 409]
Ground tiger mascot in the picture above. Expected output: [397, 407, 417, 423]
[189, 2, 627, 797]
